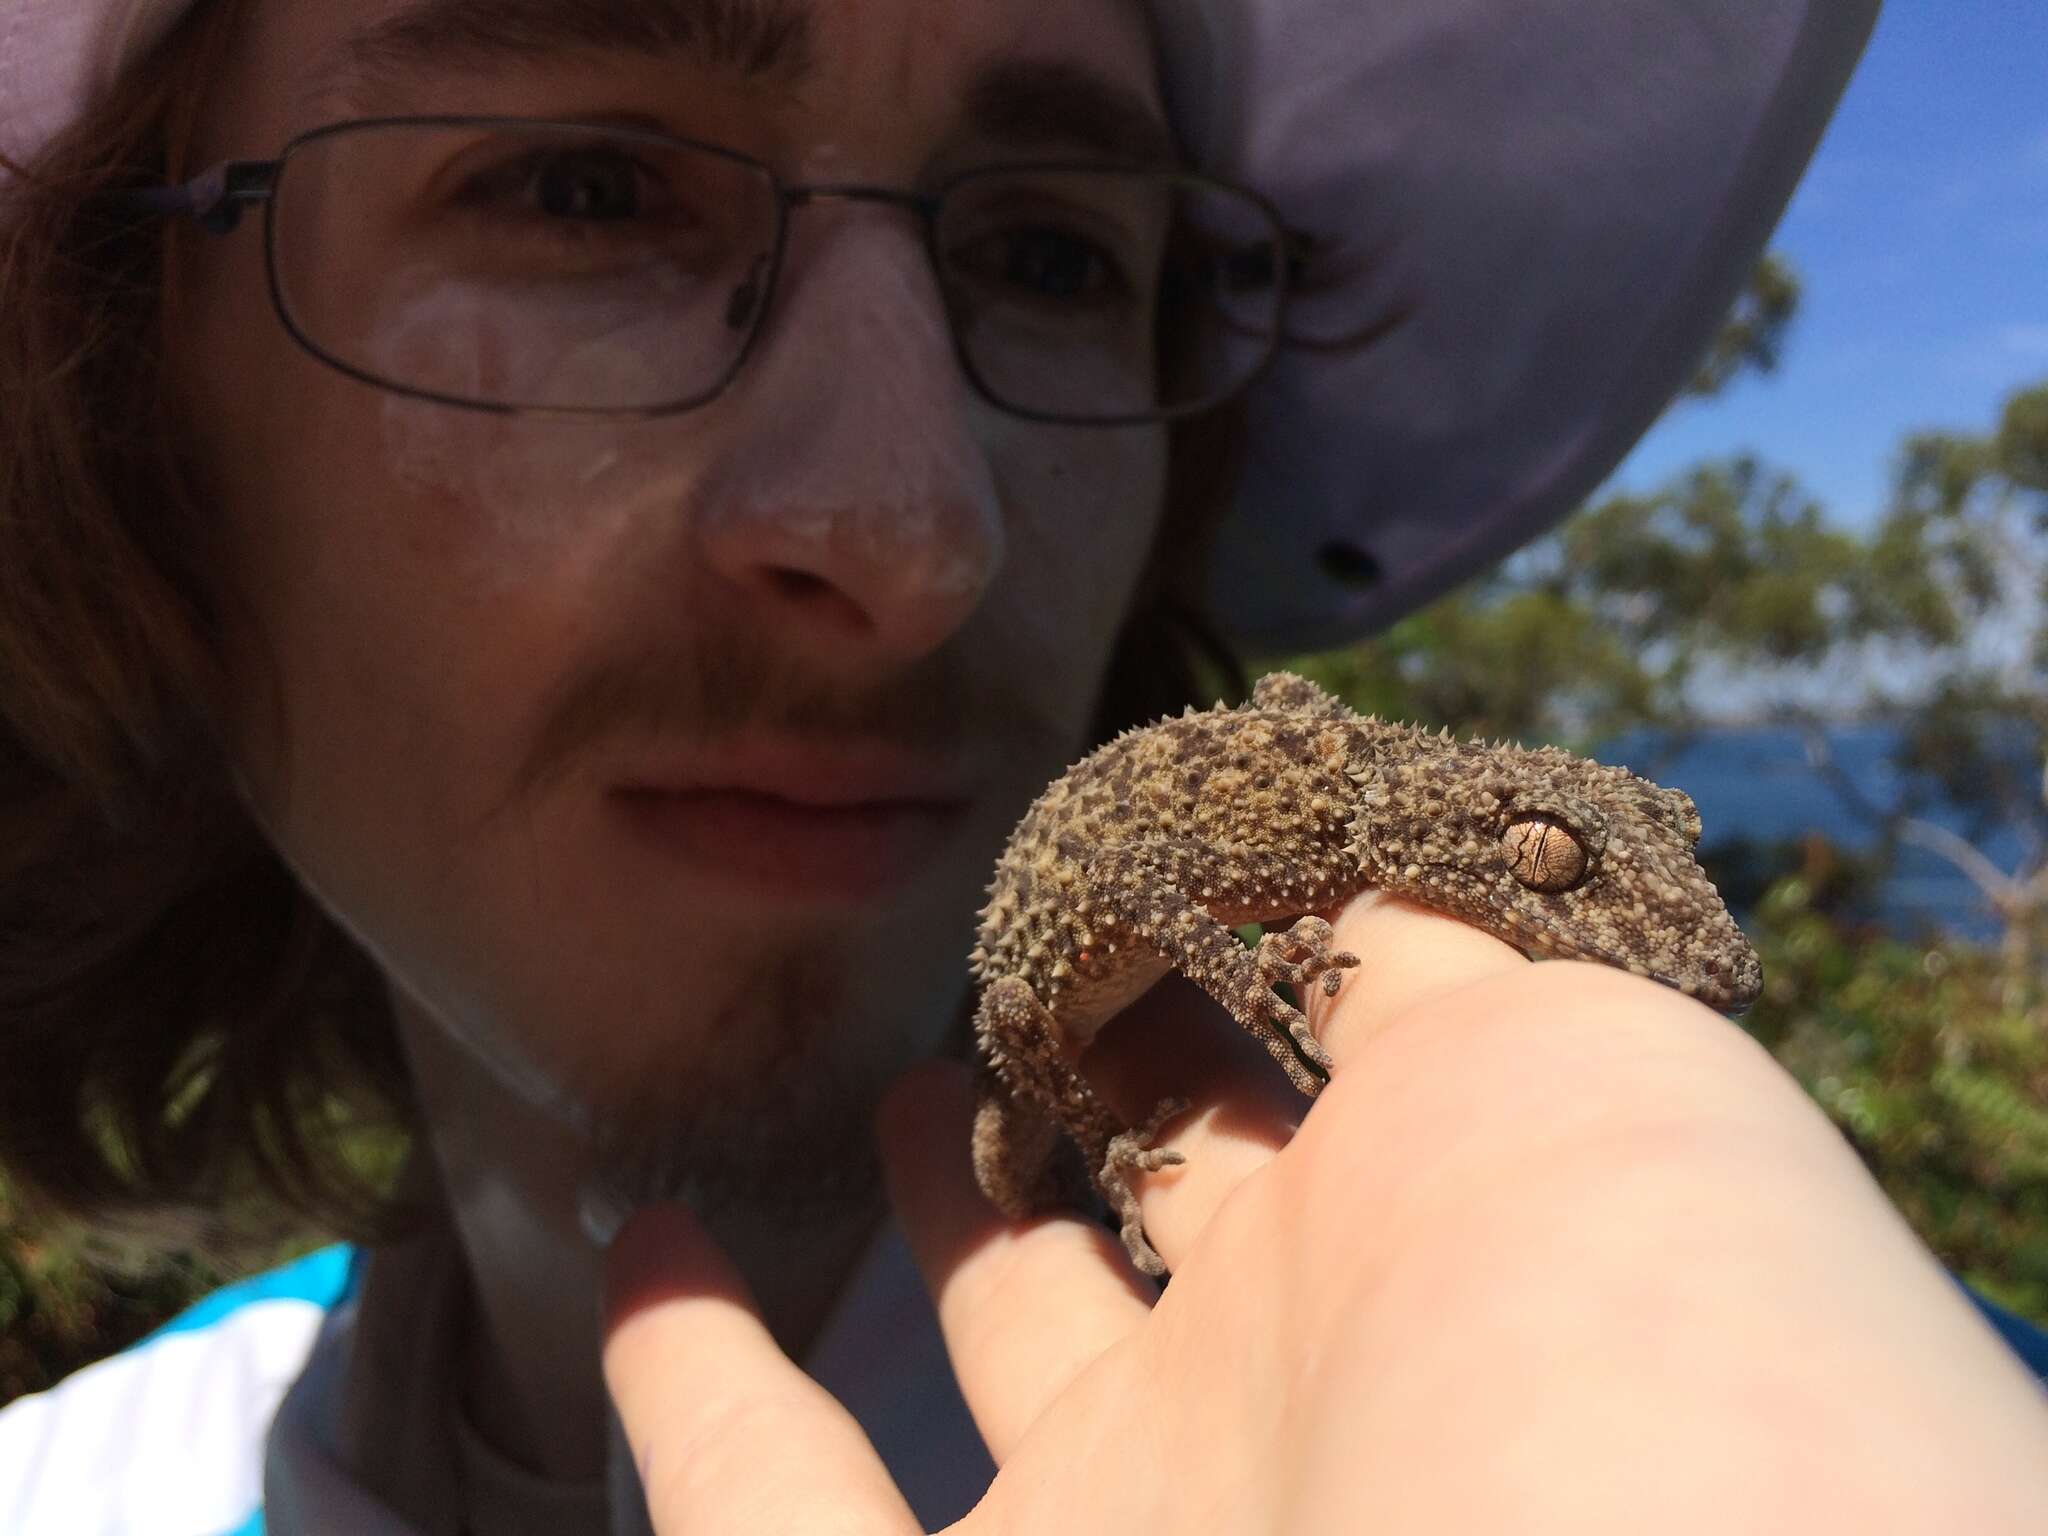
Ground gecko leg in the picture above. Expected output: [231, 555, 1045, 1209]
[1099, 1095, 1191, 1275]
[1076, 845, 1354, 1096]
[970, 1060, 1078, 1215]
[973, 843, 1362, 1274]
[1250, 916, 1360, 1073]
[973, 975, 1188, 1274]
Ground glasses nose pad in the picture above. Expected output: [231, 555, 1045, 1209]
[724, 254, 770, 333]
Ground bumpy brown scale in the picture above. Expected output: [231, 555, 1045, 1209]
[968, 670, 1762, 1275]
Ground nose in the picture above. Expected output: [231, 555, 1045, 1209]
[694, 212, 1006, 666]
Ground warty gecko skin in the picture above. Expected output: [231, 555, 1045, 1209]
[967, 669, 1763, 1274]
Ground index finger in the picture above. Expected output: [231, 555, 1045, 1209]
[1059, 894, 1528, 1277]
[602, 1203, 921, 1536]
[1306, 890, 1530, 1063]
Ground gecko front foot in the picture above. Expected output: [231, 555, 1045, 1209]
[1101, 1096, 1190, 1275]
[1252, 916, 1359, 1073]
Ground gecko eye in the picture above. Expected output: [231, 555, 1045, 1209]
[1502, 814, 1592, 894]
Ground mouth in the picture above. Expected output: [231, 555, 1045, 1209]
[1692, 953, 1764, 1015]
[606, 744, 974, 903]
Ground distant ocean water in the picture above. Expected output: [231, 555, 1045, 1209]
[1598, 724, 2035, 943]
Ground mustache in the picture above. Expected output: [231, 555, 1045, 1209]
[508, 623, 1072, 800]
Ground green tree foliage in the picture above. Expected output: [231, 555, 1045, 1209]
[1295, 256, 1830, 747]
[1297, 455, 1911, 746]
[1748, 878, 2048, 1320]
[1279, 263, 2048, 1324]
[1683, 252, 1803, 400]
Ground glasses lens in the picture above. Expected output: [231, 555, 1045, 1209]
[270, 120, 781, 412]
[935, 166, 1286, 421]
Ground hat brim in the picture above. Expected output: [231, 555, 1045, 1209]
[1147, 0, 1879, 652]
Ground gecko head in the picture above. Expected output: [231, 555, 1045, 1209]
[1349, 741, 1762, 1013]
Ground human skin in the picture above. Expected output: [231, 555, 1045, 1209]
[607, 893, 2048, 1532]
[172, 0, 1171, 1480]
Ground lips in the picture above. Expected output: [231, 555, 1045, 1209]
[606, 746, 973, 902]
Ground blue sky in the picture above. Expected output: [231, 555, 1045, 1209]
[1608, 0, 2048, 527]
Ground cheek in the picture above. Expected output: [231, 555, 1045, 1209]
[364, 282, 730, 576]
[375, 400, 705, 595]
[183, 330, 683, 894]
[988, 422, 1168, 650]
[178, 225, 700, 595]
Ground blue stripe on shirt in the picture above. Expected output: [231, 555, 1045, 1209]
[142, 1244, 359, 1345]
[1963, 1286, 2048, 1386]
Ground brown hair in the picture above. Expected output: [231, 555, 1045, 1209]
[0, 0, 413, 1246]
[0, 0, 1245, 1243]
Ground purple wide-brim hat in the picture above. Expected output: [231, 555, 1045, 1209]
[3, 0, 1879, 652]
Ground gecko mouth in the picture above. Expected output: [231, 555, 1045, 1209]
[1501, 923, 1762, 1016]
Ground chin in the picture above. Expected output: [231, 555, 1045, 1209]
[526, 918, 972, 1221]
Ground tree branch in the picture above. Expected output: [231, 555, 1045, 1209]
[1895, 818, 2024, 909]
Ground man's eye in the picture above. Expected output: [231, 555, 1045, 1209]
[459, 147, 658, 224]
[952, 226, 1132, 304]
[534, 149, 644, 221]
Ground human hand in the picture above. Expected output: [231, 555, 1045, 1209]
[603, 894, 2048, 1533]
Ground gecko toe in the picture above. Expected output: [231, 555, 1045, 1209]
[1287, 1013, 1335, 1072]
[1121, 1224, 1169, 1276]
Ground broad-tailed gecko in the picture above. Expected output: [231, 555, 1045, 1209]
[969, 670, 1762, 1274]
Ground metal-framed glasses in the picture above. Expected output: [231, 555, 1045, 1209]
[123, 115, 1309, 425]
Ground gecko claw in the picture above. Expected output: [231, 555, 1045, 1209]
[1254, 917, 1360, 998]
[1098, 1097, 1192, 1275]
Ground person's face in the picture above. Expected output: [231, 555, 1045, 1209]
[174, 0, 1172, 1208]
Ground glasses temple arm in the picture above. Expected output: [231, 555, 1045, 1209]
[118, 160, 277, 234]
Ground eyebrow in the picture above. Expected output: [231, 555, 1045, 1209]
[310, 0, 818, 112]
[965, 57, 1181, 167]
[305, 0, 1179, 166]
